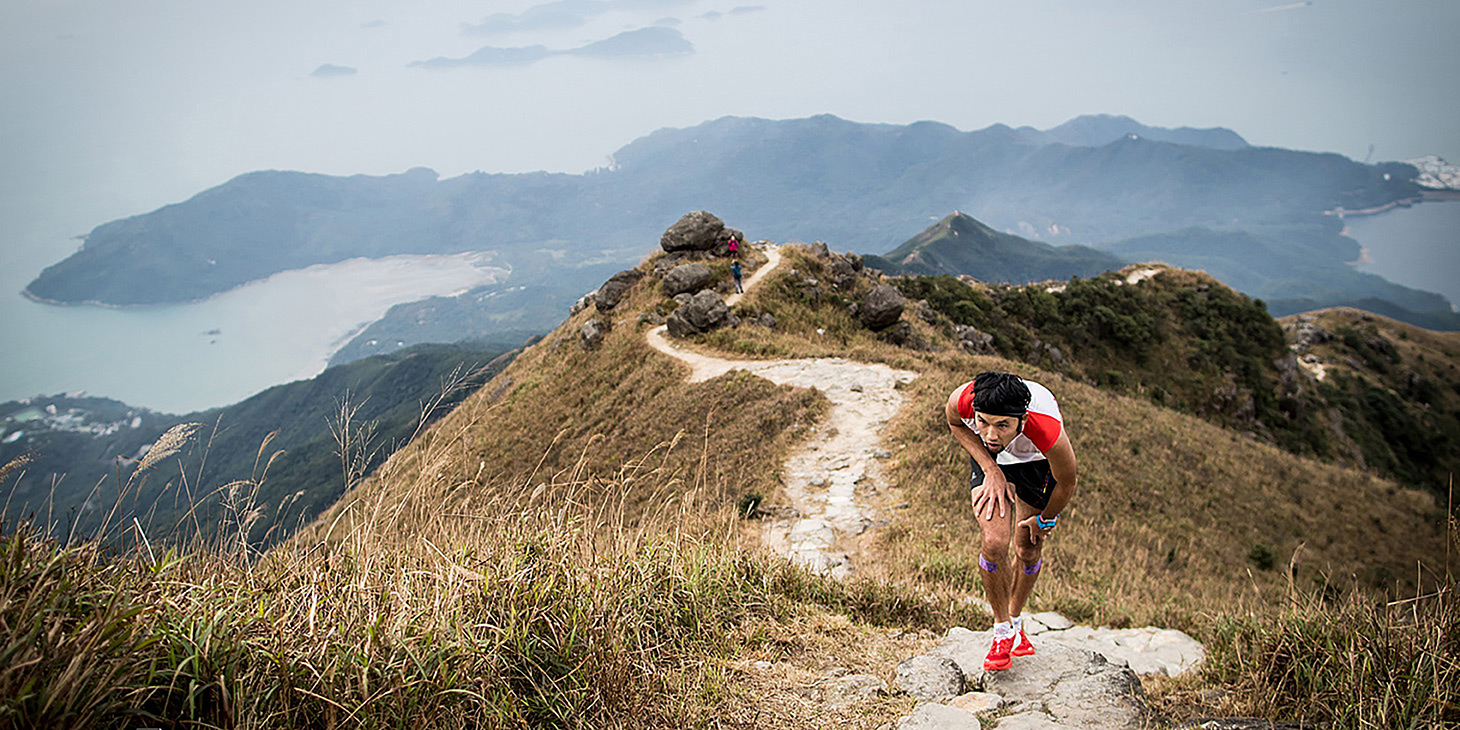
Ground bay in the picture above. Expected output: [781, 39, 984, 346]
[1343, 200, 1460, 312]
[0, 219, 507, 414]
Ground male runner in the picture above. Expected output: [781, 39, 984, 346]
[945, 371, 1078, 670]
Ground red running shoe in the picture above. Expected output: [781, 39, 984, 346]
[984, 634, 1015, 670]
[1011, 626, 1035, 657]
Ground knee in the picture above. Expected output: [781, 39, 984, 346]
[1015, 543, 1042, 566]
[980, 533, 1010, 558]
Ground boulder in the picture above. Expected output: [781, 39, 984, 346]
[663, 263, 713, 297]
[570, 290, 596, 315]
[595, 269, 643, 312]
[860, 285, 906, 330]
[660, 211, 725, 253]
[580, 319, 609, 349]
[917, 300, 942, 325]
[757, 312, 777, 329]
[829, 257, 858, 289]
[806, 241, 832, 259]
[665, 290, 732, 338]
[665, 309, 697, 338]
[713, 226, 749, 257]
[879, 321, 914, 346]
[896, 655, 965, 702]
[684, 290, 730, 331]
[954, 325, 994, 354]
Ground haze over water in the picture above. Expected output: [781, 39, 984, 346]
[2, 0, 1456, 412]
[0, 212, 506, 414]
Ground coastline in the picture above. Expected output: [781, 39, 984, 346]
[1326, 189, 1460, 220]
[1341, 196, 1460, 313]
[21, 287, 212, 310]
[1326, 196, 1422, 219]
[20, 251, 505, 310]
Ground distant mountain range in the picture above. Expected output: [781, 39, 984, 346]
[1008, 113, 1250, 150]
[865, 212, 1125, 281]
[24, 114, 1453, 336]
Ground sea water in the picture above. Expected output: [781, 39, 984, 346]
[1343, 200, 1460, 312]
[0, 213, 506, 414]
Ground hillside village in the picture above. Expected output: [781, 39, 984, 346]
[2, 210, 1455, 728]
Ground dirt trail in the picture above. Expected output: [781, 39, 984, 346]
[646, 245, 917, 577]
[646, 246, 1206, 727]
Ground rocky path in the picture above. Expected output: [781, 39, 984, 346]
[644, 244, 1206, 728]
[647, 245, 918, 577]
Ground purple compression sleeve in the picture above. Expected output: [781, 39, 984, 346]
[979, 555, 998, 573]
[1023, 558, 1042, 575]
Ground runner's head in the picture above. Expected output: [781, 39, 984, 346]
[971, 371, 1030, 453]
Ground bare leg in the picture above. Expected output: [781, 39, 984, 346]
[1009, 499, 1044, 618]
[973, 491, 1015, 624]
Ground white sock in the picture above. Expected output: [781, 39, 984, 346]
[992, 621, 1014, 638]
[1011, 615, 1023, 634]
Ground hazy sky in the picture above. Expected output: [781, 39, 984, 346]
[2, 0, 1457, 235]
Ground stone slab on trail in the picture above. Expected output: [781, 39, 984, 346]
[898, 702, 982, 730]
[922, 627, 1150, 729]
[1045, 623, 1206, 677]
[896, 617, 1205, 727]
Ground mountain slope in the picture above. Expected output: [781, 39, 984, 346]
[303, 239, 1447, 619]
[1279, 307, 1460, 487]
[10, 233, 1450, 728]
[0, 341, 518, 545]
[864, 211, 1125, 281]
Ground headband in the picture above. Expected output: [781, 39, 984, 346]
[978, 404, 1027, 418]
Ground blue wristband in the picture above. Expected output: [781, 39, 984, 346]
[1035, 514, 1058, 530]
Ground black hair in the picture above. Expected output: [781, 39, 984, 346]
[973, 371, 1031, 417]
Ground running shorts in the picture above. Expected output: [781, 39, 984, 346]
[969, 457, 1057, 511]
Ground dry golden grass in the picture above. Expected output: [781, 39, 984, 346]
[10, 242, 1452, 727]
[299, 241, 1450, 722]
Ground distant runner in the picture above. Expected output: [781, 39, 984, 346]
[945, 371, 1078, 670]
[730, 260, 744, 293]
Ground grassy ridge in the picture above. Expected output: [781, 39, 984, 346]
[301, 250, 828, 544]
[3, 242, 1454, 727]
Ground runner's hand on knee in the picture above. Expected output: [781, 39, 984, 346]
[971, 473, 1012, 520]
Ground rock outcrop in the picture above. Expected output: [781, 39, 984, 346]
[659, 211, 745, 255]
[662, 262, 713, 297]
[860, 285, 906, 331]
[665, 290, 732, 337]
[954, 324, 994, 354]
[896, 655, 965, 702]
[580, 318, 609, 349]
[595, 269, 643, 312]
[829, 256, 859, 290]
